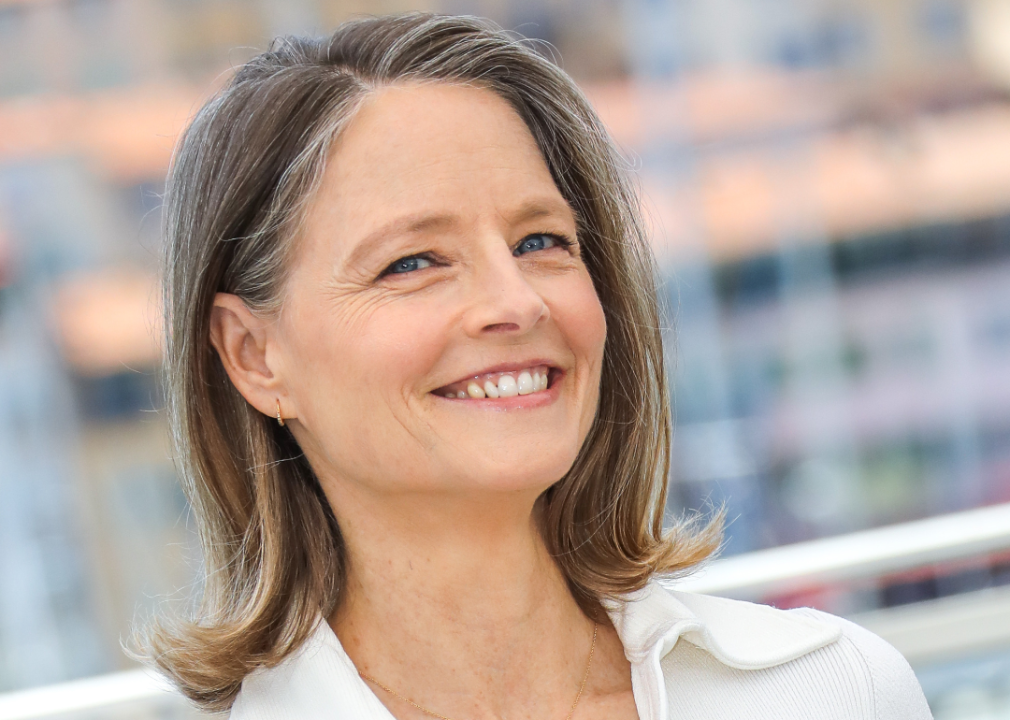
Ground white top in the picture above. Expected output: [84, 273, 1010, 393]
[230, 580, 933, 719]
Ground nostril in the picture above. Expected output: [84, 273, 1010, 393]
[481, 322, 523, 334]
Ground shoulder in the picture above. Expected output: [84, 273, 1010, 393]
[655, 589, 934, 719]
[788, 607, 934, 719]
[229, 620, 390, 719]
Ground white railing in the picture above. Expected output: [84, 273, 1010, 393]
[853, 583, 1010, 666]
[669, 501, 1010, 597]
[0, 668, 193, 720]
[2, 502, 1010, 719]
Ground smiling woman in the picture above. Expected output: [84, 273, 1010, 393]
[143, 13, 932, 720]
[250, 82, 610, 505]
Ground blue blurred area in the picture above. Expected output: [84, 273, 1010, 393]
[666, 217, 1010, 554]
[0, 0, 1008, 715]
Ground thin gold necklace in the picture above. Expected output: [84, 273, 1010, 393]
[359, 622, 598, 720]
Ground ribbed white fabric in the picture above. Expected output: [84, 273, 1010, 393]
[230, 580, 933, 719]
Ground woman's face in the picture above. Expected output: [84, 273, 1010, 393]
[274, 83, 606, 499]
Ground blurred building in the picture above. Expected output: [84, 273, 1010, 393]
[1, 0, 1009, 714]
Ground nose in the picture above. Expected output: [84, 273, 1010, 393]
[462, 245, 549, 337]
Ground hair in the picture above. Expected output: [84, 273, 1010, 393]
[146, 12, 721, 712]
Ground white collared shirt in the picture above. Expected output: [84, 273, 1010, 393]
[230, 580, 933, 719]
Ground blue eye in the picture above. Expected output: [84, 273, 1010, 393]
[383, 255, 434, 275]
[514, 234, 561, 256]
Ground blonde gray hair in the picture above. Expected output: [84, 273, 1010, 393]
[149, 13, 719, 711]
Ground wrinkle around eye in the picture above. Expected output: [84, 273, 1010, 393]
[317, 278, 409, 335]
[514, 243, 586, 276]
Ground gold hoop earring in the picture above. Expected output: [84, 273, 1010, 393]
[275, 399, 285, 427]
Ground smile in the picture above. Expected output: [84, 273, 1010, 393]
[435, 365, 554, 400]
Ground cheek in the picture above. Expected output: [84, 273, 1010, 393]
[554, 273, 607, 368]
[279, 293, 456, 483]
[288, 295, 450, 411]
[546, 272, 606, 439]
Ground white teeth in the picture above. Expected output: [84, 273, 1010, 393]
[497, 374, 519, 397]
[440, 368, 550, 400]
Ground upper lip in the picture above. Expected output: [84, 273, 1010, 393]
[435, 358, 560, 389]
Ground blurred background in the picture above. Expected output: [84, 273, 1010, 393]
[0, 0, 1009, 717]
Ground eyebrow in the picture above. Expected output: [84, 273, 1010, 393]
[509, 197, 574, 226]
[343, 196, 575, 270]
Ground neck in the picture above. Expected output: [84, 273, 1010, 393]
[331, 487, 585, 643]
[327, 486, 599, 719]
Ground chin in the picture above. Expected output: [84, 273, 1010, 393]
[449, 452, 577, 496]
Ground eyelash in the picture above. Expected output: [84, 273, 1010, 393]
[377, 232, 573, 279]
[513, 232, 573, 256]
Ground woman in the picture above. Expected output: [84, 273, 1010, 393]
[148, 13, 932, 720]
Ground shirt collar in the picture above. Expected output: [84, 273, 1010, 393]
[604, 580, 842, 720]
[605, 579, 841, 670]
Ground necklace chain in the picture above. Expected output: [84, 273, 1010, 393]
[359, 622, 598, 720]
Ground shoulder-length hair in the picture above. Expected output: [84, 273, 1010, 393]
[148, 12, 719, 711]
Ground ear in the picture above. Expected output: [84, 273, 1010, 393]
[209, 293, 286, 420]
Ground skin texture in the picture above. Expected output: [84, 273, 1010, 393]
[209, 83, 639, 719]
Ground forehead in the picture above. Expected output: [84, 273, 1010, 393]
[297, 82, 572, 264]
